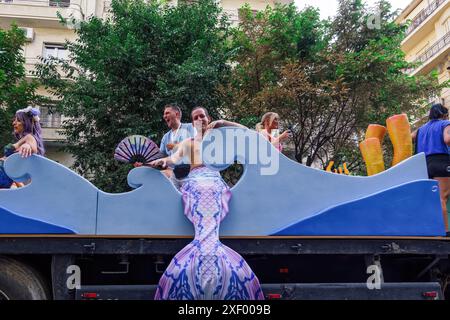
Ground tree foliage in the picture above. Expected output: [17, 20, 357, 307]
[34, 0, 448, 188]
[36, 0, 233, 192]
[0, 25, 42, 150]
[222, 0, 446, 173]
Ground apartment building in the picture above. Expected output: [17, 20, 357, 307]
[396, 0, 450, 107]
[0, 0, 108, 165]
[0, 0, 290, 165]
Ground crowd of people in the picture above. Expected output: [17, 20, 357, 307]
[1, 102, 449, 215]
[148, 104, 291, 180]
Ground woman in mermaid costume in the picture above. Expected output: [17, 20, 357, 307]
[0, 107, 45, 189]
[150, 107, 264, 300]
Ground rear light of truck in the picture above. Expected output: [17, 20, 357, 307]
[422, 291, 438, 300]
[81, 292, 99, 299]
[266, 293, 282, 300]
[279, 268, 289, 274]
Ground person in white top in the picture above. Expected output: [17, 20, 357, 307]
[158, 104, 197, 187]
[256, 112, 291, 152]
[160, 104, 197, 157]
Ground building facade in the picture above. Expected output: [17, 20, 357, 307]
[0, 0, 290, 165]
[396, 0, 450, 107]
[0, 0, 108, 165]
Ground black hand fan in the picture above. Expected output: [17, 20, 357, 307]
[114, 135, 164, 165]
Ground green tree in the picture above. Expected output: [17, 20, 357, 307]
[219, 4, 329, 127]
[36, 0, 232, 192]
[0, 25, 41, 150]
[331, 0, 446, 172]
[223, 1, 446, 173]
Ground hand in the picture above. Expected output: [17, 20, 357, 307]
[133, 162, 144, 168]
[279, 130, 292, 141]
[149, 158, 168, 169]
[167, 142, 179, 151]
[207, 120, 224, 130]
[19, 143, 33, 158]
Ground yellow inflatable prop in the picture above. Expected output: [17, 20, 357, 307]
[365, 124, 387, 142]
[359, 138, 385, 176]
[386, 114, 413, 167]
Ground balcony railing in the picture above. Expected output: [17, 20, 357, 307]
[40, 106, 63, 128]
[415, 31, 450, 64]
[222, 9, 239, 24]
[0, 0, 70, 7]
[405, 0, 446, 37]
[407, 31, 450, 74]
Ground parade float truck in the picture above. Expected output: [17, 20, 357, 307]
[0, 127, 448, 300]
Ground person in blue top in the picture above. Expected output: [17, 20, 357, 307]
[413, 103, 450, 234]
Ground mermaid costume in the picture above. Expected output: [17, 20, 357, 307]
[154, 166, 264, 300]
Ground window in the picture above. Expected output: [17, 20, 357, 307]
[49, 0, 70, 8]
[40, 106, 62, 128]
[43, 43, 68, 60]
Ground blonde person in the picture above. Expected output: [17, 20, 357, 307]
[256, 112, 291, 152]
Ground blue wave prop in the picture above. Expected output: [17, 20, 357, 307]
[0, 154, 98, 234]
[0, 206, 75, 234]
[271, 181, 445, 236]
[0, 128, 444, 237]
[0, 160, 13, 188]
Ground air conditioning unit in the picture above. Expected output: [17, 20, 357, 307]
[19, 27, 35, 42]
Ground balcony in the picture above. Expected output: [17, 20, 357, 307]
[40, 105, 62, 128]
[222, 8, 239, 25]
[401, 0, 449, 52]
[40, 105, 66, 142]
[405, 0, 446, 37]
[0, 0, 83, 29]
[24, 57, 39, 77]
[0, 0, 69, 5]
[407, 31, 450, 75]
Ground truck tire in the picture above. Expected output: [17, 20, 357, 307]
[0, 256, 50, 300]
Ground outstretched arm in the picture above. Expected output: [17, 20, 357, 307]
[207, 120, 247, 130]
[149, 139, 187, 169]
[260, 129, 291, 147]
[13, 134, 38, 158]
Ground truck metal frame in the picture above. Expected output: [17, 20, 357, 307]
[0, 130, 448, 300]
[0, 235, 449, 300]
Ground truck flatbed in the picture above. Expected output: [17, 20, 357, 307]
[0, 236, 449, 255]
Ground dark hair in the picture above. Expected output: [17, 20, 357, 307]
[429, 103, 448, 120]
[164, 103, 182, 118]
[14, 111, 45, 156]
[191, 106, 210, 119]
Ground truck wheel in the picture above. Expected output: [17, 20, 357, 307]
[0, 256, 50, 300]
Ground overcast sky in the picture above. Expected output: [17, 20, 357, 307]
[294, 0, 412, 19]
